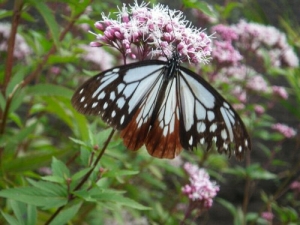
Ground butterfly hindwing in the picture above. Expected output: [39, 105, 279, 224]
[178, 67, 251, 159]
[144, 75, 182, 158]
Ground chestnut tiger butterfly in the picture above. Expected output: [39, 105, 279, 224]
[71, 48, 251, 160]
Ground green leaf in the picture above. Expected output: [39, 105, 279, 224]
[0, 9, 13, 20]
[103, 169, 139, 178]
[246, 164, 277, 180]
[217, 198, 236, 216]
[69, 137, 88, 146]
[222, 2, 242, 19]
[51, 157, 71, 179]
[71, 168, 91, 182]
[49, 202, 82, 225]
[28, 0, 60, 49]
[4, 122, 37, 153]
[42, 176, 65, 184]
[26, 84, 73, 98]
[1, 150, 66, 175]
[0, 91, 5, 111]
[76, 187, 150, 210]
[0, 186, 67, 209]
[5, 66, 28, 97]
[10, 200, 26, 225]
[183, 0, 216, 17]
[1, 211, 20, 225]
[27, 179, 67, 198]
[26, 204, 37, 225]
[8, 112, 23, 128]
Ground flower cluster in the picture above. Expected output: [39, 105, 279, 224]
[272, 123, 296, 138]
[231, 20, 299, 68]
[90, 1, 212, 64]
[0, 23, 31, 59]
[207, 20, 297, 118]
[211, 25, 242, 67]
[182, 163, 219, 209]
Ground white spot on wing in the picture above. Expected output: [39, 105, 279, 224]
[80, 96, 85, 102]
[111, 110, 116, 117]
[98, 91, 105, 99]
[92, 73, 118, 98]
[238, 146, 242, 152]
[209, 123, 217, 132]
[103, 102, 108, 109]
[120, 115, 125, 125]
[207, 111, 215, 121]
[116, 97, 125, 109]
[220, 106, 233, 141]
[197, 122, 206, 133]
[221, 129, 227, 140]
[189, 136, 193, 145]
[195, 101, 206, 120]
[92, 102, 98, 108]
[110, 92, 116, 101]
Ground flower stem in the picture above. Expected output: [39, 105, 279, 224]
[44, 129, 115, 225]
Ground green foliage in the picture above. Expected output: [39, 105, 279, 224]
[0, 0, 299, 224]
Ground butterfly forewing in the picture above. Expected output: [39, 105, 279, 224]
[72, 61, 166, 130]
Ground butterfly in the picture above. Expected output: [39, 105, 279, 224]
[71, 51, 251, 160]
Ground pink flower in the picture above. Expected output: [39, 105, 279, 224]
[212, 41, 243, 66]
[254, 105, 265, 115]
[272, 123, 296, 138]
[290, 181, 300, 192]
[90, 2, 212, 64]
[272, 86, 288, 100]
[246, 75, 269, 93]
[261, 211, 274, 222]
[212, 24, 238, 42]
[182, 163, 219, 209]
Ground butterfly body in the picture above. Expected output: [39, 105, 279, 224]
[72, 54, 251, 159]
